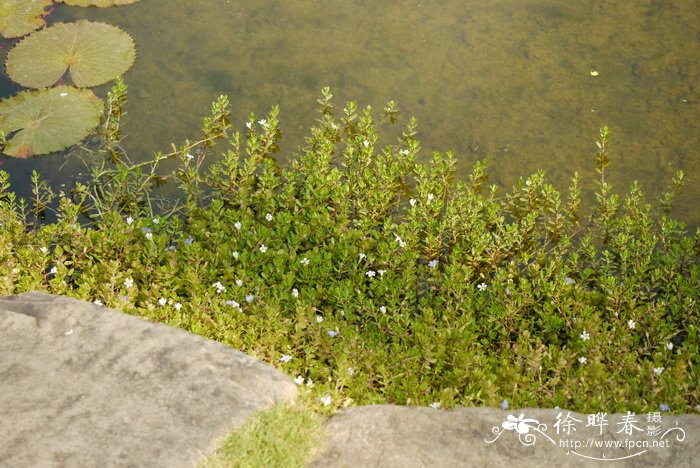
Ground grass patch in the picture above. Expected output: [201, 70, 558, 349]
[201, 400, 325, 468]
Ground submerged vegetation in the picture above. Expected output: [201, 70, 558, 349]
[1, 83, 697, 415]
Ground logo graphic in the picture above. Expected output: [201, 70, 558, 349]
[485, 411, 687, 461]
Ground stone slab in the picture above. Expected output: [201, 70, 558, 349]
[0, 292, 297, 468]
[310, 405, 700, 467]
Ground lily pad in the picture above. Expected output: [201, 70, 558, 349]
[0, 0, 53, 38]
[61, 0, 141, 7]
[0, 86, 104, 158]
[6, 20, 135, 88]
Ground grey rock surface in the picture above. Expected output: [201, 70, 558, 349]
[0, 292, 297, 468]
[310, 405, 700, 468]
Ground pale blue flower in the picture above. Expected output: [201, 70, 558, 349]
[328, 330, 338, 337]
[501, 400, 509, 410]
[246, 294, 254, 303]
[660, 404, 670, 412]
[428, 260, 438, 268]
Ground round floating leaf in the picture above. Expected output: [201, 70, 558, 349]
[6, 20, 135, 88]
[0, 0, 52, 38]
[0, 86, 104, 158]
[61, 0, 141, 6]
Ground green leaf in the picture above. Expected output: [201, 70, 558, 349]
[0, 0, 52, 38]
[61, 0, 141, 6]
[0, 85, 104, 158]
[6, 20, 136, 88]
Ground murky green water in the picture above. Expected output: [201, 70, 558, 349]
[1, 0, 698, 225]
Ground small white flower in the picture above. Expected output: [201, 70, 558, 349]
[429, 402, 441, 409]
[186, 153, 194, 160]
[428, 260, 438, 268]
[378, 269, 386, 276]
[279, 354, 292, 363]
[395, 235, 406, 248]
[226, 300, 241, 309]
[236, 279, 244, 287]
[124, 278, 134, 289]
[564, 277, 575, 286]
[306, 378, 314, 388]
[427, 193, 435, 203]
[347, 367, 355, 376]
[363, 140, 370, 148]
[265, 213, 273, 221]
[49, 266, 58, 275]
[379, 306, 387, 314]
[359, 253, 366, 260]
[145, 232, 153, 240]
[158, 297, 167, 306]
[366, 270, 376, 278]
[525, 179, 532, 187]
[409, 198, 417, 207]
[328, 330, 339, 337]
[477, 282, 487, 291]
[399, 149, 410, 156]
[234, 222, 242, 230]
[152, 218, 160, 224]
[126, 216, 134, 225]
[93, 300, 103, 306]
[232, 251, 239, 259]
[245, 121, 252, 130]
[580, 330, 590, 342]
[316, 315, 324, 323]
[578, 356, 588, 364]
[666, 342, 674, 351]
[174, 303, 182, 311]
[258, 119, 267, 127]
[320, 395, 332, 406]
[213, 281, 226, 294]
[259, 244, 267, 253]
[292, 288, 299, 298]
[628, 320, 636, 330]
[294, 376, 304, 385]
[300, 257, 310, 266]
[653, 367, 664, 375]
[39, 247, 48, 254]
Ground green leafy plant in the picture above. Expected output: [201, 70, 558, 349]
[1, 88, 697, 416]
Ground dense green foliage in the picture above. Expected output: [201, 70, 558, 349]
[1, 85, 698, 414]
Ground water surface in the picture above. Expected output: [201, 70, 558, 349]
[2, 0, 698, 224]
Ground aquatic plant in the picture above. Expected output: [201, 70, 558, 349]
[0, 0, 53, 38]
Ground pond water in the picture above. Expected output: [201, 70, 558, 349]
[1, 0, 698, 226]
